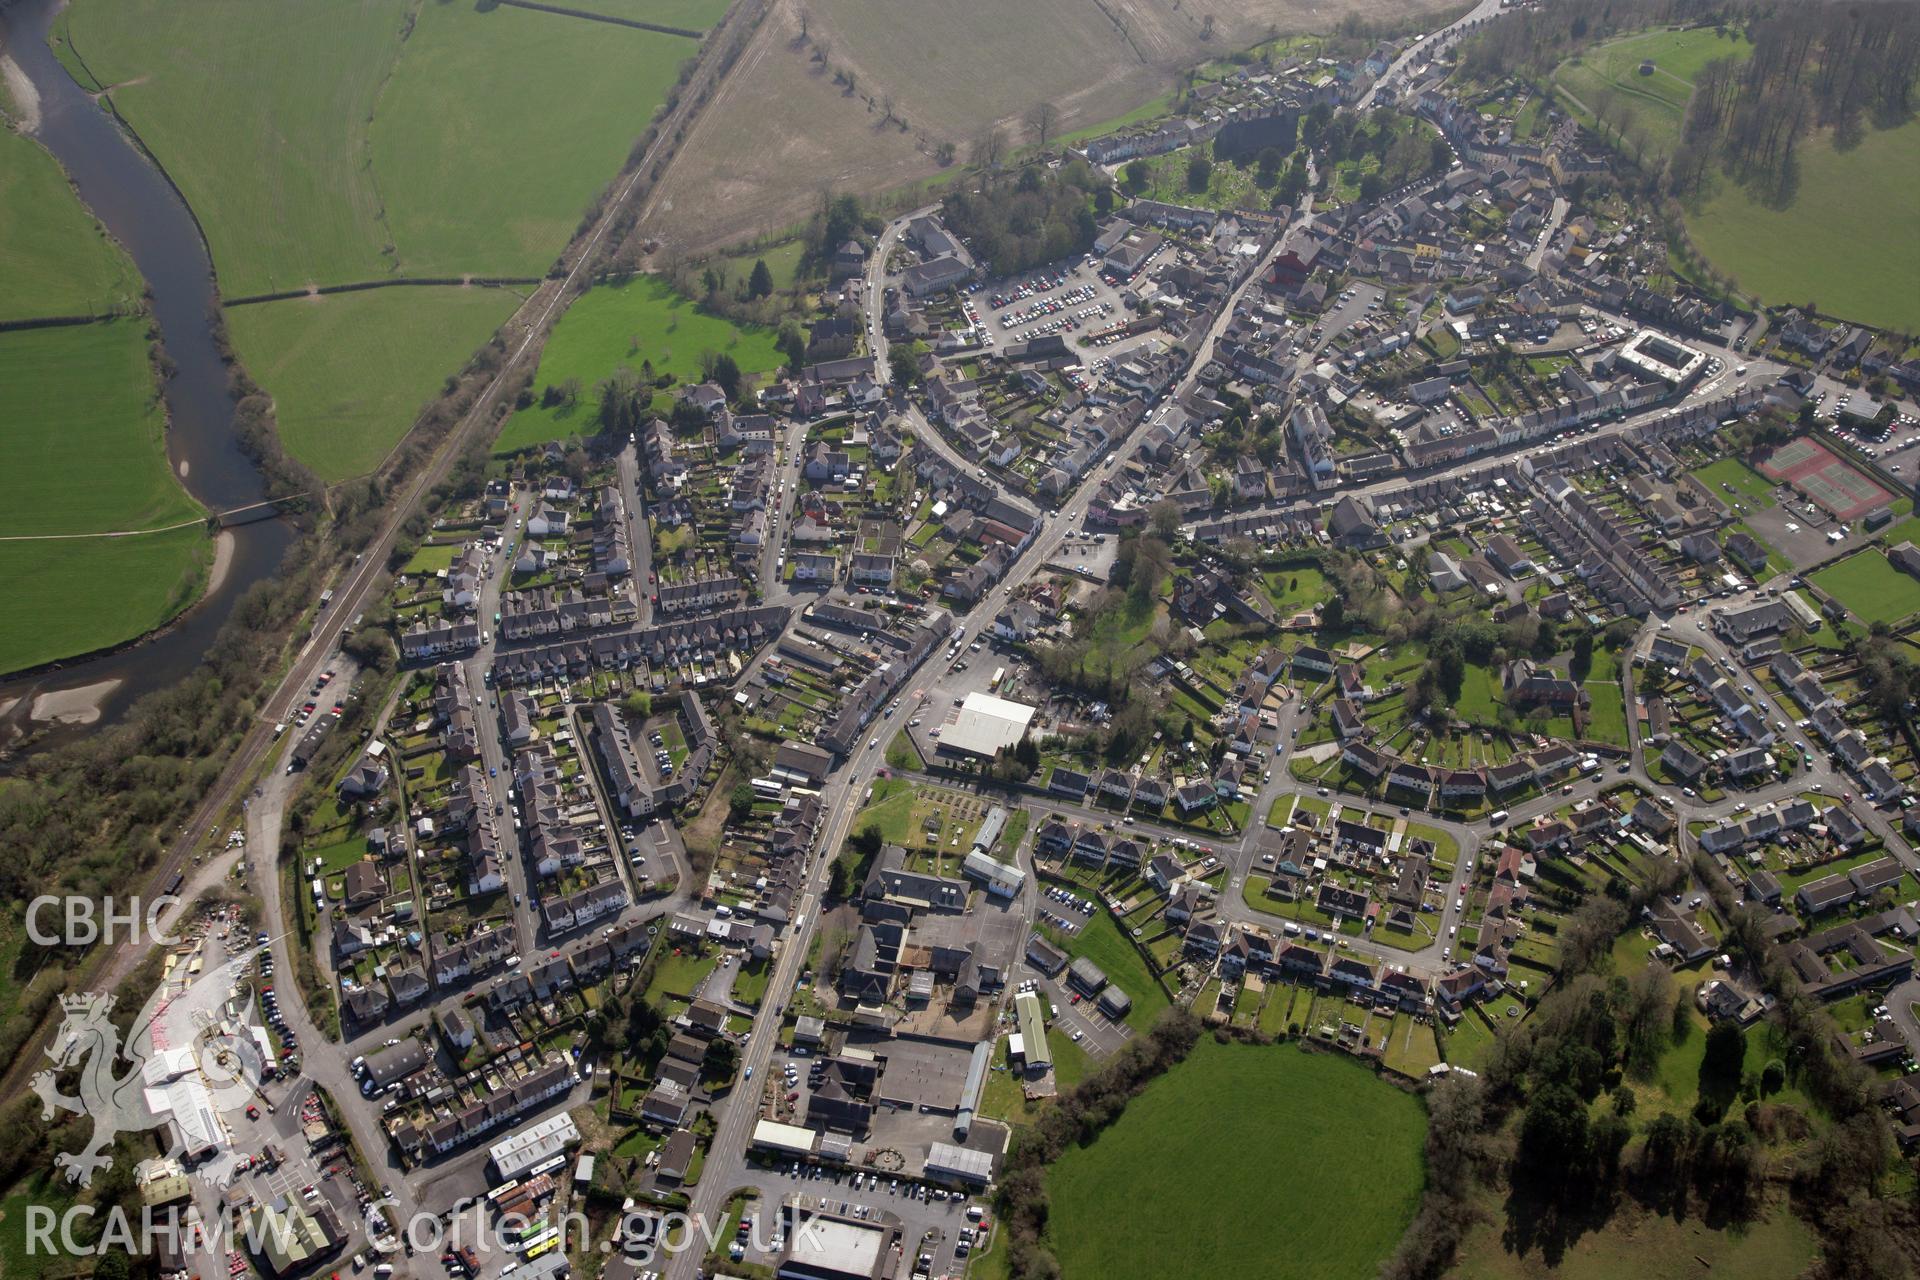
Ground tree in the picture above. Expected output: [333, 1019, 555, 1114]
[1517, 1083, 1590, 1184]
[889, 346, 922, 388]
[1149, 500, 1181, 540]
[1130, 536, 1173, 607]
[746, 258, 775, 298]
[1277, 157, 1308, 207]
[777, 320, 808, 372]
[1255, 146, 1285, 187]
[1187, 152, 1213, 193]
[818, 193, 864, 257]
[703, 1035, 739, 1080]
[711, 352, 743, 399]
[1700, 1021, 1746, 1100]
[621, 690, 653, 717]
[1322, 594, 1346, 631]
[93, 1250, 130, 1280]
[597, 365, 648, 436]
[728, 782, 756, 822]
[1570, 629, 1594, 683]
[1123, 160, 1151, 194]
[1025, 101, 1059, 147]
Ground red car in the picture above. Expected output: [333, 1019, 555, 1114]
[246, 1105, 260, 1120]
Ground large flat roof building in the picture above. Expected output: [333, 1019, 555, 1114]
[776, 1211, 894, 1280]
[490, 1112, 580, 1179]
[937, 691, 1037, 759]
[1617, 329, 1708, 387]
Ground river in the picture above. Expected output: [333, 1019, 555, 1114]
[0, 0, 291, 746]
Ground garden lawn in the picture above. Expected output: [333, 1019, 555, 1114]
[495, 276, 786, 453]
[0, 125, 141, 321]
[227, 285, 519, 481]
[1046, 1040, 1425, 1280]
[369, 2, 683, 277]
[1583, 682, 1628, 746]
[1456, 663, 1505, 724]
[849, 778, 916, 845]
[1686, 118, 1920, 333]
[1809, 550, 1920, 627]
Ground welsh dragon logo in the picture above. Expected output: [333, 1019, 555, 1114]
[33, 947, 271, 1188]
[31, 993, 156, 1187]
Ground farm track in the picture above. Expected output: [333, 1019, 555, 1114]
[0, 0, 766, 1107]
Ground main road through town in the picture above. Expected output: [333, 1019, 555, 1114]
[664, 191, 1329, 1279]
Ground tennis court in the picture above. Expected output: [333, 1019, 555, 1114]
[1754, 437, 1890, 521]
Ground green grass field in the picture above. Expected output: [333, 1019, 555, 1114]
[68, 0, 690, 291]
[1552, 26, 1752, 162]
[1450, 1201, 1816, 1280]
[0, 320, 209, 672]
[0, 125, 142, 322]
[0, 524, 211, 674]
[66, 0, 402, 294]
[0, 321, 202, 537]
[495, 276, 785, 453]
[227, 286, 519, 481]
[1691, 457, 1775, 507]
[1583, 682, 1628, 746]
[1686, 118, 1920, 333]
[1046, 1041, 1426, 1279]
[1809, 549, 1920, 626]
[534, 0, 730, 30]
[368, 2, 684, 278]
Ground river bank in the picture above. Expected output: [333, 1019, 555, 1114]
[0, 0, 288, 744]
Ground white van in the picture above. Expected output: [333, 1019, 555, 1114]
[1488, 809, 1510, 826]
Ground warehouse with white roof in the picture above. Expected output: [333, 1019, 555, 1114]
[936, 692, 1036, 760]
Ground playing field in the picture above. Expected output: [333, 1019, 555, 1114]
[227, 286, 521, 482]
[0, 124, 141, 322]
[1551, 26, 1752, 162]
[1046, 1040, 1426, 1279]
[1753, 437, 1890, 522]
[1686, 117, 1920, 333]
[1809, 551, 1920, 627]
[494, 276, 785, 454]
